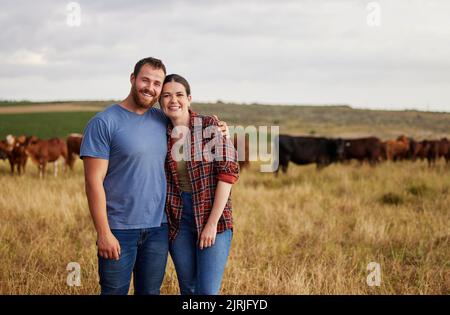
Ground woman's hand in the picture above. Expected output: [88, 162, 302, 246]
[212, 115, 230, 139]
[199, 221, 218, 250]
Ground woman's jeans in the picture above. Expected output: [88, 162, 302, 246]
[170, 192, 232, 295]
[98, 224, 169, 295]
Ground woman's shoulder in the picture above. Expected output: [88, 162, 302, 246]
[195, 113, 219, 127]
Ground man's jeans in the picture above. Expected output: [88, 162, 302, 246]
[98, 224, 169, 295]
[169, 192, 232, 295]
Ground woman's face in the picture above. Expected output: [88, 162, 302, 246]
[160, 81, 191, 121]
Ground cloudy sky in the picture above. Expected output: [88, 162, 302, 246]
[0, 0, 449, 112]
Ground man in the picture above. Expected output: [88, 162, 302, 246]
[80, 57, 226, 295]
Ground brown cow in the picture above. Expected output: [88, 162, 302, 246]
[232, 133, 250, 171]
[0, 142, 8, 161]
[380, 141, 388, 161]
[423, 140, 440, 166]
[11, 140, 28, 175]
[438, 138, 450, 164]
[408, 139, 429, 161]
[419, 138, 450, 166]
[26, 137, 68, 178]
[0, 140, 12, 170]
[0, 135, 29, 175]
[342, 137, 382, 165]
[66, 133, 83, 170]
[385, 135, 410, 161]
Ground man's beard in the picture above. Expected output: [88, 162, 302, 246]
[132, 85, 158, 109]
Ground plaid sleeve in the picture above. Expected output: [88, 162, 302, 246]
[205, 116, 240, 184]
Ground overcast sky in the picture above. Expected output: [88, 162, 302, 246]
[0, 0, 449, 112]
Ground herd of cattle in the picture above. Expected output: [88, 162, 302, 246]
[1, 133, 449, 177]
[0, 134, 82, 177]
[276, 134, 450, 174]
[0, 133, 248, 178]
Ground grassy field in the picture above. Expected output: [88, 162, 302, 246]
[0, 100, 115, 108]
[0, 101, 450, 140]
[0, 112, 96, 139]
[0, 159, 449, 294]
[0, 101, 449, 294]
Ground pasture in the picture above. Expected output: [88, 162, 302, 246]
[0, 101, 449, 294]
[1, 101, 450, 139]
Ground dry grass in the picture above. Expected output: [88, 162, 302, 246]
[0, 159, 449, 294]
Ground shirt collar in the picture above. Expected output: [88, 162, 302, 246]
[166, 108, 198, 136]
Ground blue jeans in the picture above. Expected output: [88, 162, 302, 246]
[98, 224, 169, 295]
[169, 192, 232, 295]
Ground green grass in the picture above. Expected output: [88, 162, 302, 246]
[0, 112, 96, 139]
[0, 100, 114, 107]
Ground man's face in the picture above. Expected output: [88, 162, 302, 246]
[131, 64, 165, 109]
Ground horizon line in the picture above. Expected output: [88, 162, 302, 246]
[0, 98, 449, 114]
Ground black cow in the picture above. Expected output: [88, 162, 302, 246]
[275, 135, 345, 174]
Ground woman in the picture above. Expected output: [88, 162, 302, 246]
[160, 74, 239, 295]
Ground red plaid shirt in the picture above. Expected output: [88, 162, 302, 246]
[165, 110, 240, 242]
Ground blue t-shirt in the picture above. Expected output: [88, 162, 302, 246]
[80, 104, 168, 229]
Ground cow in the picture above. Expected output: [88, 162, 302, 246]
[11, 139, 29, 175]
[385, 135, 410, 161]
[380, 141, 387, 161]
[438, 138, 450, 164]
[274, 135, 345, 174]
[342, 137, 382, 165]
[408, 139, 429, 161]
[232, 133, 250, 171]
[66, 133, 83, 171]
[25, 137, 68, 178]
[0, 137, 14, 173]
[0, 135, 29, 175]
[423, 140, 440, 166]
[0, 144, 7, 161]
[0, 140, 11, 164]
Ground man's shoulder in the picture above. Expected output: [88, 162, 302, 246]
[148, 107, 169, 124]
[83, 104, 121, 133]
[89, 104, 124, 124]
[96, 103, 121, 119]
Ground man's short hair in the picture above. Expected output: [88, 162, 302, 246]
[133, 57, 167, 77]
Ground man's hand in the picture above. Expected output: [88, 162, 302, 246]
[213, 115, 230, 139]
[97, 232, 121, 260]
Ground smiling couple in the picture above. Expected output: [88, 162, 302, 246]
[80, 57, 239, 295]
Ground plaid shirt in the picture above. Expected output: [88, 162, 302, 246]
[165, 110, 240, 242]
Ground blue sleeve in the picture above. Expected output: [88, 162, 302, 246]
[80, 117, 111, 160]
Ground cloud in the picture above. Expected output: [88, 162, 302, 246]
[3, 50, 48, 66]
[0, 0, 449, 112]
